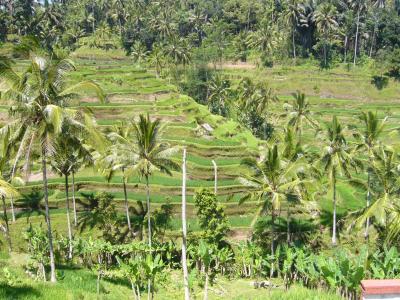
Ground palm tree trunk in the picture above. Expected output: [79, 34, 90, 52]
[365, 171, 371, 240]
[41, 145, 57, 282]
[146, 175, 152, 248]
[212, 160, 217, 195]
[270, 210, 276, 278]
[122, 168, 132, 233]
[145, 174, 152, 300]
[2, 195, 12, 252]
[292, 26, 296, 59]
[353, 9, 360, 66]
[332, 175, 337, 245]
[72, 171, 77, 226]
[65, 174, 73, 260]
[323, 40, 327, 67]
[344, 35, 348, 63]
[369, 25, 376, 57]
[287, 205, 291, 245]
[203, 269, 209, 300]
[182, 149, 190, 300]
[9, 195, 15, 223]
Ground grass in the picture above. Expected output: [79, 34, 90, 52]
[0, 257, 341, 300]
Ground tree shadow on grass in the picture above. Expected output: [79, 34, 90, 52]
[0, 283, 41, 299]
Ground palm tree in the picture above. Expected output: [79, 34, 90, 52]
[246, 20, 281, 55]
[0, 129, 19, 252]
[356, 146, 400, 242]
[313, 3, 338, 67]
[353, 111, 386, 239]
[50, 129, 85, 260]
[284, 0, 301, 59]
[239, 145, 305, 276]
[208, 74, 231, 117]
[100, 121, 139, 236]
[131, 114, 180, 248]
[148, 45, 165, 78]
[131, 114, 179, 300]
[131, 41, 149, 66]
[0, 39, 104, 282]
[320, 116, 360, 245]
[350, 0, 368, 65]
[286, 91, 318, 143]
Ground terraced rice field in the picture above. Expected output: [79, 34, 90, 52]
[5, 52, 400, 238]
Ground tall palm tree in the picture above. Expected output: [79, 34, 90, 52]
[99, 121, 138, 236]
[131, 114, 180, 248]
[356, 146, 400, 242]
[148, 45, 165, 78]
[50, 126, 88, 259]
[320, 116, 360, 245]
[350, 0, 368, 65]
[208, 74, 231, 117]
[131, 114, 179, 300]
[313, 3, 338, 67]
[284, 0, 301, 59]
[353, 111, 386, 238]
[239, 145, 305, 275]
[286, 91, 318, 143]
[0, 38, 104, 282]
[0, 128, 20, 252]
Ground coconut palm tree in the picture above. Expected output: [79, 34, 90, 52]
[313, 3, 338, 67]
[286, 91, 318, 143]
[0, 38, 104, 282]
[239, 145, 305, 276]
[284, 0, 301, 59]
[208, 74, 231, 117]
[353, 111, 386, 239]
[99, 121, 139, 236]
[320, 116, 360, 245]
[131, 114, 180, 248]
[0, 128, 20, 252]
[350, 0, 368, 65]
[148, 45, 165, 78]
[50, 126, 88, 259]
[356, 146, 400, 243]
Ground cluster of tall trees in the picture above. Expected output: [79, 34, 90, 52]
[1, 0, 400, 69]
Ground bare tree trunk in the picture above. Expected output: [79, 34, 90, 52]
[122, 168, 132, 233]
[353, 9, 360, 66]
[182, 149, 190, 300]
[332, 175, 337, 245]
[65, 174, 73, 260]
[212, 160, 217, 195]
[2, 195, 12, 252]
[41, 146, 57, 282]
[72, 171, 77, 226]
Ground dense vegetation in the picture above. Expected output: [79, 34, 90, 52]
[0, 1, 400, 299]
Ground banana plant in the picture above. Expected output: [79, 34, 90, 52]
[143, 253, 164, 300]
[117, 256, 144, 300]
